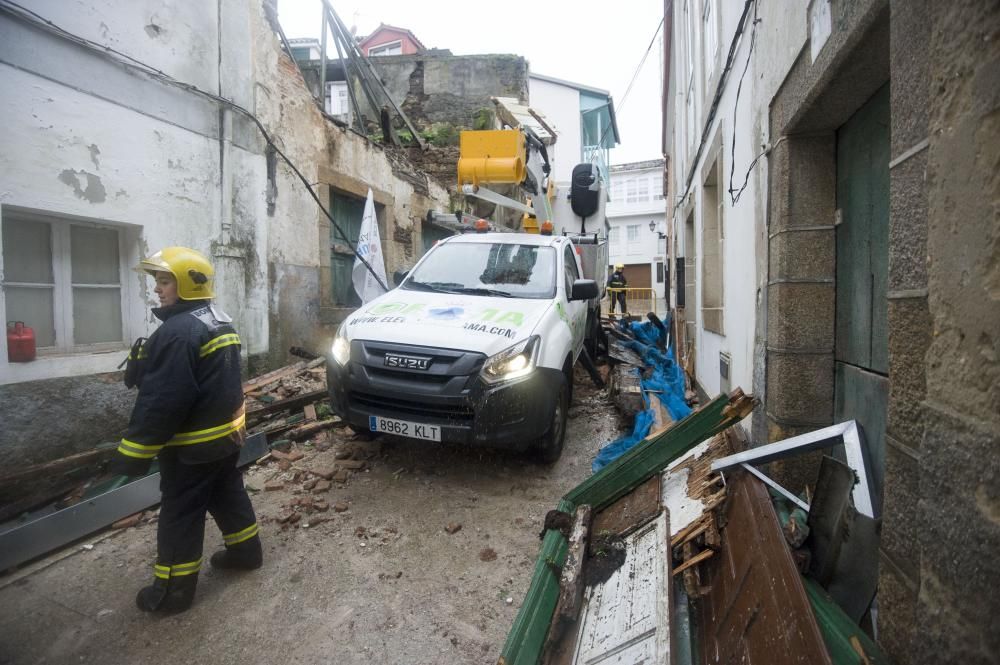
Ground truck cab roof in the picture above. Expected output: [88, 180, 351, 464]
[440, 232, 568, 248]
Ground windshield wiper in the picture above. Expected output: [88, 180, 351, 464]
[403, 280, 464, 294]
[451, 287, 514, 297]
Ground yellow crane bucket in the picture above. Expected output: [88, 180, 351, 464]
[457, 130, 526, 187]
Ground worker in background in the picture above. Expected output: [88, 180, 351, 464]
[608, 263, 628, 316]
[110, 247, 262, 614]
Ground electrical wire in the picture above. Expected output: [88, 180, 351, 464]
[0, 0, 389, 292]
[726, 1, 760, 205]
[594, 16, 665, 153]
[674, 0, 755, 212]
[619, 16, 665, 115]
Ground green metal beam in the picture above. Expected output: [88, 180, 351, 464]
[499, 499, 573, 665]
[565, 392, 743, 511]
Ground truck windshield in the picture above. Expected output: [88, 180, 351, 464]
[403, 242, 556, 299]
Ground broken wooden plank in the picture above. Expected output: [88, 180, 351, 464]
[696, 472, 832, 665]
[242, 361, 306, 392]
[286, 418, 344, 441]
[673, 548, 714, 575]
[648, 393, 674, 436]
[671, 519, 710, 550]
[247, 358, 325, 396]
[247, 389, 328, 420]
[591, 475, 661, 541]
[555, 505, 591, 625]
[539, 504, 592, 662]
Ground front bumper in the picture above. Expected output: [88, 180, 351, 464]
[327, 339, 561, 450]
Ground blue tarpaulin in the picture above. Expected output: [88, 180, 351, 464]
[592, 319, 692, 473]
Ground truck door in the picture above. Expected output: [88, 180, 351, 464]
[562, 243, 587, 357]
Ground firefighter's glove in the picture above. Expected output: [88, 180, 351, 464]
[107, 454, 152, 480]
[120, 337, 147, 389]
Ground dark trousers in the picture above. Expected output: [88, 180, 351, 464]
[610, 291, 627, 313]
[154, 449, 258, 582]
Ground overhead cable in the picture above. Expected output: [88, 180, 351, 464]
[0, 0, 389, 291]
[594, 16, 665, 153]
[673, 0, 756, 212]
[727, 1, 761, 205]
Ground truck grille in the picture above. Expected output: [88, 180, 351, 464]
[348, 391, 475, 422]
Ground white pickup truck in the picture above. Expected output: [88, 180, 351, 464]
[327, 231, 600, 462]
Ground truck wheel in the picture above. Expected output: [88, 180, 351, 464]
[535, 375, 569, 464]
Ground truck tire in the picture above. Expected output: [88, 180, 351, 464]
[534, 374, 569, 464]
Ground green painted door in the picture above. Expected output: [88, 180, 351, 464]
[834, 84, 890, 509]
[330, 191, 366, 307]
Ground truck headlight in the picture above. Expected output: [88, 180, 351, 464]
[480, 336, 540, 384]
[331, 327, 350, 366]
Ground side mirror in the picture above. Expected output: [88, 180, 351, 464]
[570, 279, 599, 301]
[393, 270, 409, 287]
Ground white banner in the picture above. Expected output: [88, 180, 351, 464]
[351, 189, 388, 304]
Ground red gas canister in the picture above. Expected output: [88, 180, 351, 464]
[7, 321, 36, 362]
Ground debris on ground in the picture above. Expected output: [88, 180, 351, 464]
[594, 314, 693, 472]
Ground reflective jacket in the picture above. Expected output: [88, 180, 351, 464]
[608, 270, 627, 289]
[113, 300, 245, 475]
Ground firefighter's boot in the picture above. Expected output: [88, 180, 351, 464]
[135, 574, 198, 614]
[210, 536, 263, 571]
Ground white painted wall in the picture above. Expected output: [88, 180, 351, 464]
[528, 76, 581, 184]
[667, 0, 810, 402]
[0, 0, 450, 386]
[0, 1, 269, 385]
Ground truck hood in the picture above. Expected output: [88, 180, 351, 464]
[341, 290, 553, 356]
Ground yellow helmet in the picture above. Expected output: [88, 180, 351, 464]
[138, 247, 214, 300]
[615, 263, 624, 270]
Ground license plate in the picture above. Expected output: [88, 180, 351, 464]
[369, 415, 441, 442]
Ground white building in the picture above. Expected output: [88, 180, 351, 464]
[667, 0, 765, 403]
[605, 159, 667, 306]
[528, 73, 619, 184]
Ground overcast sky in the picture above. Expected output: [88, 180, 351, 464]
[276, 0, 665, 166]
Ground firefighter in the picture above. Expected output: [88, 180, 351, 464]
[608, 263, 628, 316]
[110, 247, 261, 614]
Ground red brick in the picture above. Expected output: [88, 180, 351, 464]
[314, 500, 330, 512]
[333, 502, 349, 513]
[333, 469, 350, 483]
[310, 466, 335, 480]
[337, 459, 367, 470]
[312, 480, 332, 493]
[264, 481, 285, 492]
[445, 522, 462, 535]
[287, 450, 305, 462]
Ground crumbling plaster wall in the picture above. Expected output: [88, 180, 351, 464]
[0, 0, 452, 466]
[0, 0, 269, 465]
[251, 4, 450, 368]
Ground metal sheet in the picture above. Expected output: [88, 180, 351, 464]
[0, 474, 161, 571]
[808, 456, 880, 623]
[572, 512, 670, 665]
[710, 420, 878, 519]
[0, 433, 267, 571]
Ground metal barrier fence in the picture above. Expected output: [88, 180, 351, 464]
[602, 287, 656, 316]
